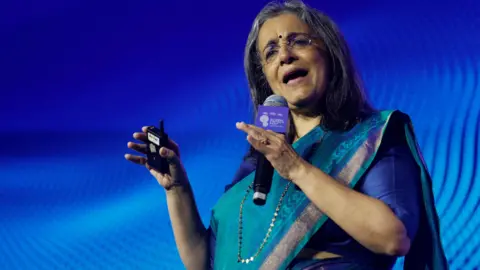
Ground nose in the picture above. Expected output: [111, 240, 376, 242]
[278, 45, 296, 66]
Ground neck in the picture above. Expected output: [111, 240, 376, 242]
[291, 111, 322, 140]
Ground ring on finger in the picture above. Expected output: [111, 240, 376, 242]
[260, 137, 270, 145]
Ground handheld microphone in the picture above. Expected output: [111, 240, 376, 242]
[252, 95, 289, 206]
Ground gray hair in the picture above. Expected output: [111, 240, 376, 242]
[243, 0, 371, 133]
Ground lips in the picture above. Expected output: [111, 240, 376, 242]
[282, 68, 309, 84]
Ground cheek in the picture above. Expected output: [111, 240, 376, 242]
[263, 69, 282, 92]
[314, 68, 326, 86]
[312, 59, 328, 88]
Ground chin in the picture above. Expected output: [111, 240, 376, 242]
[285, 88, 323, 113]
[286, 89, 315, 105]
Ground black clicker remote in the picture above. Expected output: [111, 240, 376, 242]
[146, 120, 170, 174]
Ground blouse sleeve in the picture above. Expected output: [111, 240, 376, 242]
[358, 141, 422, 240]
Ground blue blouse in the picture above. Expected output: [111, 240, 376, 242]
[209, 130, 422, 269]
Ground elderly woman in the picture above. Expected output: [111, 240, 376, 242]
[125, 1, 448, 269]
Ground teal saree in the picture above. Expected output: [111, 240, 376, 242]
[209, 110, 447, 269]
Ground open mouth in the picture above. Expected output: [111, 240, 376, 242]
[283, 69, 309, 84]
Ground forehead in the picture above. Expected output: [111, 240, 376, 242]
[257, 13, 310, 48]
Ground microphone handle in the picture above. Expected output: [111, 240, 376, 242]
[253, 154, 274, 206]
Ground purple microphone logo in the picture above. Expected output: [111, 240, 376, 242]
[255, 96, 289, 133]
[259, 114, 270, 127]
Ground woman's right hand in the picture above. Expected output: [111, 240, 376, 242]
[125, 126, 189, 191]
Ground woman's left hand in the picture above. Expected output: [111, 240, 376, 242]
[236, 122, 305, 180]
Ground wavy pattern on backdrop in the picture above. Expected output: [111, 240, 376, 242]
[0, 0, 479, 269]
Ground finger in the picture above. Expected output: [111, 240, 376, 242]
[140, 127, 181, 157]
[159, 147, 181, 166]
[159, 147, 185, 181]
[124, 154, 147, 165]
[167, 139, 181, 158]
[133, 132, 148, 142]
[148, 168, 164, 181]
[236, 122, 255, 133]
[240, 123, 285, 146]
[236, 122, 274, 141]
[236, 122, 285, 145]
[168, 138, 179, 149]
[236, 122, 266, 132]
[265, 130, 285, 143]
[146, 163, 164, 178]
[236, 122, 263, 139]
[127, 142, 147, 154]
[246, 134, 270, 155]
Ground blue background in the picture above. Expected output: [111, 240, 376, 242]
[1, 0, 479, 269]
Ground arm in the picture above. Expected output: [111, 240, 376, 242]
[291, 145, 420, 256]
[126, 129, 209, 269]
[169, 158, 256, 270]
[166, 185, 209, 270]
[234, 122, 420, 256]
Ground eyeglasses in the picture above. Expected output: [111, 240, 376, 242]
[260, 33, 318, 64]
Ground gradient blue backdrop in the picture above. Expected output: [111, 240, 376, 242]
[1, 0, 479, 269]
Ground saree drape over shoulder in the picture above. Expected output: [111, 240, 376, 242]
[208, 110, 448, 270]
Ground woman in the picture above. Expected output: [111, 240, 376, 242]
[125, 1, 448, 269]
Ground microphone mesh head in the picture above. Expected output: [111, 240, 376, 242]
[263, 95, 288, 107]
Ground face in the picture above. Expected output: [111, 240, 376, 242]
[257, 13, 328, 111]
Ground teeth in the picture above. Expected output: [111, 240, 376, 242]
[284, 69, 307, 83]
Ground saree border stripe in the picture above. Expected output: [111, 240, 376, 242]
[259, 113, 394, 270]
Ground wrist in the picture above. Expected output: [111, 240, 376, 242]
[289, 159, 311, 185]
[165, 183, 191, 195]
